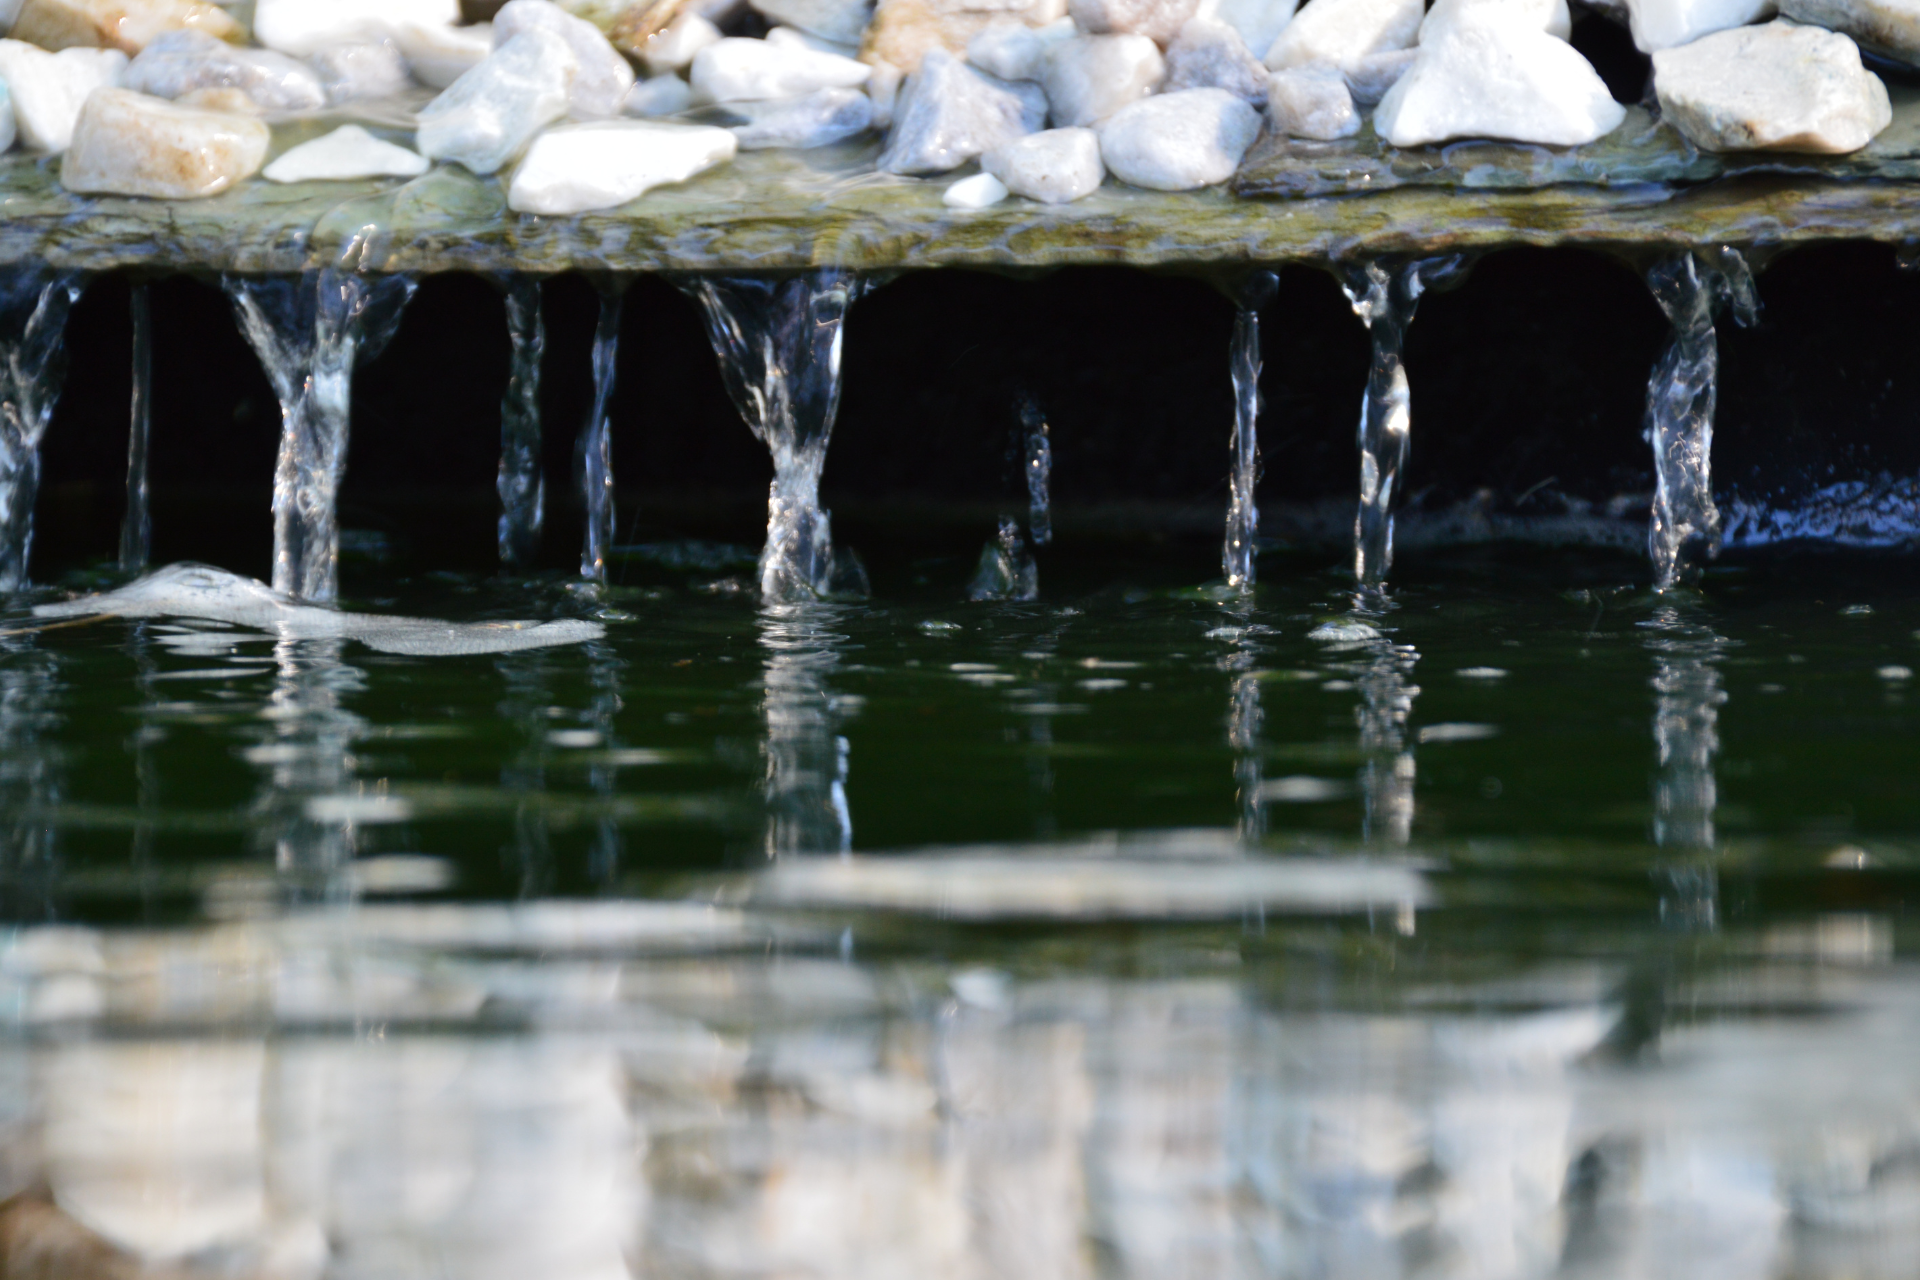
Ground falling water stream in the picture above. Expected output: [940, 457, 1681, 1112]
[1022, 396, 1053, 548]
[225, 270, 417, 603]
[0, 267, 83, 594]
[682, 271, 867, 603]
[579, 278, 626, 583]
[1224, 271, 1277, 593]
[119, 284, 153, 575]
[496, 275, 546, 570]
[1644, 249, 1759, 589]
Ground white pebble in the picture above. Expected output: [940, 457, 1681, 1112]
[263, 124, 430, 182]
[508, 119, 737, 214]
[943, 170, 1009, 206]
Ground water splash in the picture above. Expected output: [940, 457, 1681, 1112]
[1022, 396, 1053, 547]
[1341, 259, 1462, 590]
[0, 267, 84, 594]
[496, 275, 546, 570]
[579, 279, 626, 583]
[1721, 474, 1920, 547]
[1224, 271, 1277, 593]
[1642, 601, 1729, 928]
[1644, 248, 1758, 589]
[682, 271, 868, 603]
[225, 270, 417, 603]
[119, 284, 153, 575]
[968, 516, 1038, 602]
[758, 602, 853, 856]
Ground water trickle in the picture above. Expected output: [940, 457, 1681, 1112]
[1223, 270, 1277, 594]
[1021, 396, 1053, 547]
[225, 270, 417, 603]
[0, 267, 84, 594]
[119, 284, 153, 575]
[1643, 601, 1729, 927]
[496, 275, 546, 570]
[1341, 258, 1461, 590]
[579, 279, 626, 584]
[1643, 249, 1758, 589]
[968, 517, 1039, 602]
[682, 271, 868, 603]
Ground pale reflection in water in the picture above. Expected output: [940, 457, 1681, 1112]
[758, 603, 852, 857]
[251, 638, 364, 906]
[1643, 601, 1728, 929]
[0, 638, 61, 918]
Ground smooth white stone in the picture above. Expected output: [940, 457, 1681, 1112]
[764, 25, 861, 54]
[9, 0, 241, 54]
[0, 40, 125, 152]
[123, 29, 327, 114]
[624, 71, 694, 114]
[640, 9, 722, 74]
[59, 85, 268, 196]
[878, 45, 1045, 171]
[0, 82, 14, 152]
[507, 119, 736, 213]
[750, 0, 873, 45]
[1207, 0, 1299, 61]
[1624, 0, 1773, 51]
[305, 42, 414, 105]
[1374, 14, 1625, 146]
[1070, 0, 1200, 44]
[1652, 19, 1890, 152]
[1264, 0, 1420, 72]
[394, 20, 494, 89]
[493, 0, 634, 117]
[942, 169, 1008, 205]
[1342, 45, 1412, 101]
[1095, 84, 1258, 187]
[262, 123, 430, 180]
[689, 35, 871, 102]
[416, 28, 577, 174]
[982, 123, 1102, 199]
[1266, 61, 1357, 135]
[1042, 33, 1163, 126]
[1420, 0, 1571, 40]
[1164, 16, 1268, 103]
[728, 84, 873, 145]
[1780, 0, 1920, 65]
[967, 17, 1074, 80]
[253, 0, 462, 58]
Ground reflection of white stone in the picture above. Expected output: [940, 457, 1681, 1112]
[1264, 0, 1421, 74]
[493, 0, 636, 118]
[60, 87, 269, 197]
[253, 0, 462, 58]
[984, 123, 1104, 200]
[1374, 14, 1625, 147]
[1653, 21, 1891, 153]
[1624, 0, 1774, 52]
[689, 35, 872, 102]
[1096, 85, 1259, 189]
[1043, 32, 1165, 126]
[508, 120, 738, 213]
[264, 124, 431, 182]
[416, 29, 577, 175]
[0, 39, 125, 153]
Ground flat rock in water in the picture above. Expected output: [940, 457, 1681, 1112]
[727, 85, 873, 146]
[639, 10, 722, 74]
[967, 17, 1074, 80]
[1212, 0, 1299, 61]
[493, 0, 635, 116]
[859, 0, 1067, 75]
[1653, 19, 1890, 152]
[879, 46, 1046, 171]
[33, 564, 606, 657]
[1265, 0, 1421, 72]
[263, 123, 431, 180]
[1267, 62, 1358, 136]
[59, 86, 267, 196]
[1043, 33, 1164, 125]
[124, 29, 328, 114]
[394, 20, 495, 88]
[507, 118, 737, 211]
[1069, 0, 1199, 45]
[0, 39, 125, 151]
[983, 123, 1104, 199]
[417, 28, 577, 174]
[1164, 17, 1269, 104]
[749, 0, 873, 45]
[253, 0, 463, 57]
[306, 42, 415, 104]
[9, 0, 240, 54]
[1096, 84, 1259, 186]
[1779, 0, 1920, 66]
[1624, 0, 1774, 51]
[1374, 15, 1625, 146]
[689, 35, 871, 101]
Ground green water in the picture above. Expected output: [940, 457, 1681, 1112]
[6, 536, 1920, 1278]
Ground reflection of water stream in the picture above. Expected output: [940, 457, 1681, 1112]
[1357, 631, 1420, 847]
[758, 603, 852, 857]
[0, 636, 61, 918]
[252, 637, 366, 906]
[1642, 601, 1728, 929]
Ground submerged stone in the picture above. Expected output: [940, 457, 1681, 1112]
[1374, 15, 1624, 146]
[879, 46, 1045, 172]
[1213, 0, 1299, 59]
[1096, 85, 1258, 187]
[942, 168, 1008, 204]
[394, 19, 495, 88]
[1264, 0, 1421, 72]
[983, 122, 1103, 200]
[727, 84, 873, 145]
[749, 0, 873, 45]
[262, 123, 431, 180]
[1266, 61, 1358, 136]
[966, 17, 1074, 81]
[689, 35, 871, 101]
[1652, 19, 1890, 153]
[1624, 0, 1774, 52]
[417, 28, 577, 174]
[0, 39, 125, 152]
[123, 29, 328, 114]
[507, 118, 736, 211]
[1069, 0, 1199, 46]
[625, 70, 694, 113]
[639, 9, 722, 74]
[1163, 16, 1269, 104]
[253, 0, 463, 57]
[1042, 33, 1164, 126]
[494, 0, 635, 116]
[59, 85, 267, 196]
[306, 42, 415, 104]
[9, 0, 241, 55]
[1781, 0, 1920, 65]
